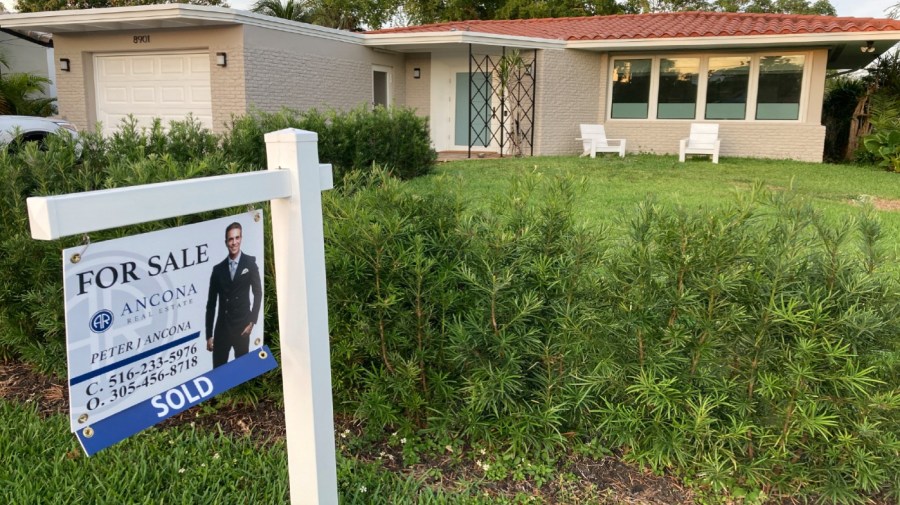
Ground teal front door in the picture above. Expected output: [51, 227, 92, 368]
[455, 72, 491, 147]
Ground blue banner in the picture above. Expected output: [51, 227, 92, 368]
[75, 346, 277, 456]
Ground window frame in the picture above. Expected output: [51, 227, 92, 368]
[606, 51, 811, 123]
[754, 54, 807, 121]
[609, 57, 654, 119]
[656, 56, 701, 120]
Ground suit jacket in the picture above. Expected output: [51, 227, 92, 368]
[205, 253, 262, 343]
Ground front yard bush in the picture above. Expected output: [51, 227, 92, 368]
[323, 174, 900, 502]
[222, 106, 436, 181]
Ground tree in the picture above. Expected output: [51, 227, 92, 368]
[306, 0, 386, 30]
[495, 0, 622, 20]
[621, 0, 835, 14]
[0, 55, 56, 116]
[251, 0, 310, 22]
[402, 0, 504, 24]
[15, 0, 226, 13]
[621, 0, 710, 13]
[404, 0, 836, 23]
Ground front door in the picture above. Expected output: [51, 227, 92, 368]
[454, 72, 491, 148]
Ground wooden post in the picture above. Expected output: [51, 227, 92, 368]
[265, 129, 337, 504]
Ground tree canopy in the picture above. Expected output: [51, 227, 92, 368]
[251, 0, 309, 22]
[14, 0, 226, 13]
[11, 0, 839, 29]
[398, 0, 835, 26]
[620, 0, 834, 14]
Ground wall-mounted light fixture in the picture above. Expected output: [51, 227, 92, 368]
[59, 58, 70, 72]
[216, 52, 227, 67]
[413, 67, 421, 79]
[860, 41, 876, 53]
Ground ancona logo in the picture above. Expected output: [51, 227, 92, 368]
[89, 309, 114, 333]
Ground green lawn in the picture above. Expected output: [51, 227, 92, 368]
[413, 155, 900, 244]
[0, 400, 607, 504]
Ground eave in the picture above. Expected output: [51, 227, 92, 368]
[0, 4, 363, 45]
[362, 31, 566, 52]
[566, 31, 900, 69]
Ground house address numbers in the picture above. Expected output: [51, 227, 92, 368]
[134, 35, 150, 44]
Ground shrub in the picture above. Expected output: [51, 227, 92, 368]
[863, 93, 900, 172]
[222, 106, 436, 181]
[589, 188, 900, 501]
[324, 175, 900, 502]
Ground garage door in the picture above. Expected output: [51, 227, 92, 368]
[94, 52, 213, 136]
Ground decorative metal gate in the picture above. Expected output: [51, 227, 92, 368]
[466, 45, 537, 158]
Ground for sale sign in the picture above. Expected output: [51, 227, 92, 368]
[62, 211, 276, 455]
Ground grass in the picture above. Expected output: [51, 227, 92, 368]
[412, 155, 900, 242]
[1, 399, 615, 504]
[0, 400, 289, 503]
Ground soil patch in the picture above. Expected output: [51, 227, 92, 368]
[848, 195, 900, 211]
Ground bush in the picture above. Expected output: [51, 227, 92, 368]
[863, 93, 900, 172]
[323, 174, 900, 502]
[222, 106, 436, 181]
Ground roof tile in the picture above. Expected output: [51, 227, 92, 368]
[367, 11, 900, 40]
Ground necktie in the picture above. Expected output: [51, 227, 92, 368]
[230, 260, 236, 280]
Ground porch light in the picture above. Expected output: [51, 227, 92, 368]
[59, 58, 70, 72]
[216, 52, 227, 67]
[860, 41, 875, 53]
[413, 67, 421, 79]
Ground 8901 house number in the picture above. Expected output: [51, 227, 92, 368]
[134, 35, 150, 44]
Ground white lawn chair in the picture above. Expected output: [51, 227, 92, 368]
[577, 124, 626, 158]
[679, 123, 721, 163]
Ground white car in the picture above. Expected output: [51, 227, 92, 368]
[0, 115, 80, 152]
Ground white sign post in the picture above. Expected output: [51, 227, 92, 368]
[265, 130, 338, 504]
[27, 129, 338, 504]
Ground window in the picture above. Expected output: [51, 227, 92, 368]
[611, 59, 651, 119]
[657, 58, 699, 119]
[706, 56, 750, 120]
[608, 53, 808, 122]
[756, 55, 804, 120]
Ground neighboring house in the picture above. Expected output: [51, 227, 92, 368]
[1, 5, 899, 162]
[0, 27, 55, 98]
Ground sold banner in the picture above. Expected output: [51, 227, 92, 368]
[62, 211, 276, 455]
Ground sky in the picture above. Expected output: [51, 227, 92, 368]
[830, 0, 896, 18]
[226, 0, 898, 18]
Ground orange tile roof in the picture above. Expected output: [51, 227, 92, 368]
[366, 11, 900, 41]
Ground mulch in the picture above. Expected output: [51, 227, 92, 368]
[1, 358, 693, 504]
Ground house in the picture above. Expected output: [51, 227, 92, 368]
[1, 5, 898, 162]
[0, 28, 56, 98]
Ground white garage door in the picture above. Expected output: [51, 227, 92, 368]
[94, 52, 213, 136]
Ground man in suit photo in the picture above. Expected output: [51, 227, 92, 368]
[205, 221, 262, 368]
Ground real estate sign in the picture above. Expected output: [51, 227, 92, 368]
[62, 212, 276, 455]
